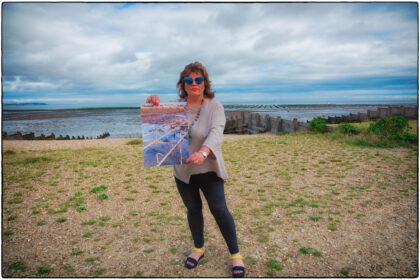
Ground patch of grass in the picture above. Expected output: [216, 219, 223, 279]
[257, 234, 269, 243]
[12, 156, 51, 166]
[309, 216, 322, 222]
[4, 150, 16, 155]
[37, 267, 50, 275]
[9, 261, 26, 271]
[126, 139, 142, 145]
[37, 220, 46, 226]
[328, 223, 338, 231]
[90, 185, 108, 193]
[299, 247, 311, 254]
[3, 230, 14, 236]
[99, 215, 111, 222]
[355, 214, 366, 219]
[56, 217, 67, 223]
[331, 189, 340, 195]
[81, 220, 96, 226]
[71, 249, 84, 256]
[98, 193, 109, 200]
[313, 250, 322, 257]
[48, 204, 69, 214]
[64, 265, 74, 272]
[93, 268, 106, 276]
[7, 215, 18, 221]
[299, 247, 322, 256]
[124, 197, 135, 201]
[267, 259, 283, 271]
[309, 202, 319, 208]
[338, 123, 359, 135]
[8, 198, 23, 204]
[341, 269, 349, 277]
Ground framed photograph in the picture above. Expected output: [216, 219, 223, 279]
[141, 102, 189, 167]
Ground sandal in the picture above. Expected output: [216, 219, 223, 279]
[184, 247, 205, 269]
[231, 253, 246, 278]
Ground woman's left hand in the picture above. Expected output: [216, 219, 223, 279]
[186, 152, 205, 166]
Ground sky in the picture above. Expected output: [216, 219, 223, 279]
[2, 2, 419, 106]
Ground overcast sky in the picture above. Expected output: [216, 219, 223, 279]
[2, 2, 418, 106]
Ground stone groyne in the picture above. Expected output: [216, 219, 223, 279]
[224, 105, 418, 134]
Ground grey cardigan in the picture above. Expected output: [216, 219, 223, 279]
[173, 98, 228, 184]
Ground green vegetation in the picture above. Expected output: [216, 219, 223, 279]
[3, 230, 14, 236]
[338, 123, 359, 135]
[12, 156, 51, 166]
[126, 139, 142, 145]
[71, 249, 84, 256]
[8, 261, 26, 272]
[37, 267, 50, 275]
[368, 115, 417, 145]
[98, 193, 109, 200]
[56, 217, 67, 223]
[93, 268, 106, 276]
[90, 185, 108, 193]
[324, 117, 418, 148]
[310, 116, 327, 133]
[341, 269, 349, 277]
[267, 259, 283, 271]
[299, 247, 322, 256]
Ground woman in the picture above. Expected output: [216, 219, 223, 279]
[146, 62, 245, 277]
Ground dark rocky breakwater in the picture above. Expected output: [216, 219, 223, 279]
[2, 131, 111, 140]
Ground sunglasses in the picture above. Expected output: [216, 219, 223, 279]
[184, 77, 204, 85]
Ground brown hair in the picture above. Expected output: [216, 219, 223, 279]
[176, 62, 215, 100]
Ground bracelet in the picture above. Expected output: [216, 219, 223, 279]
[199, 151, 208, 159]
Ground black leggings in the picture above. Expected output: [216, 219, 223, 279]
[175, 172, 239, 254]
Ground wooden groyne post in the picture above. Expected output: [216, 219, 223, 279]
[225, 111, 310, 134]
[326, 105, 418, 124]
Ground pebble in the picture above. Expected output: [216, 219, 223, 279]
[301, 228, 305, 233]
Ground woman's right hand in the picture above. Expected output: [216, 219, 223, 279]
[146, 94, 160, 106]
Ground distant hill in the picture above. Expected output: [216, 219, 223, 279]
[4, 102, 48, 106]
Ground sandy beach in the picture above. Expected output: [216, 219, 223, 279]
[2, 132, 418, 277]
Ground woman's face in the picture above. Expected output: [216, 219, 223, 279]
[185, 71, 205, 99]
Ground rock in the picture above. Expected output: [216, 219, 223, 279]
[9, 132, 23, 140]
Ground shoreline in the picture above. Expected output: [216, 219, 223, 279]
[2, 134, 268, 151]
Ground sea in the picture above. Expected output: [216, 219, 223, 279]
[2, 103, 417, 139]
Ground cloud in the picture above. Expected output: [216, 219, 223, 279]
[2, 2, 418, 105]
